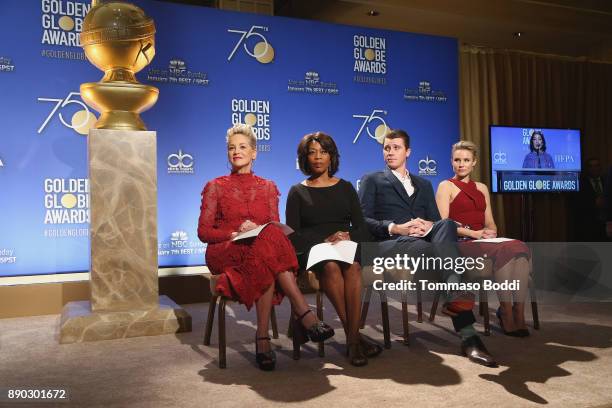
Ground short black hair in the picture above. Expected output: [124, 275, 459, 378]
[529, 130, 547, 152]
[297, 132, 340, 176]
[384, 129, 410, 148]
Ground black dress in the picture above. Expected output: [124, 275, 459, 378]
[285, 179, 372, 270]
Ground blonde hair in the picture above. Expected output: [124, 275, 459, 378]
[451, 140, 478, 159]
[226, 123, 257, 149]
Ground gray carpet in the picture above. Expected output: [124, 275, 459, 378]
[1, 296, 612, 408]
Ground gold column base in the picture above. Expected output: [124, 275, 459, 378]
[59, 295, 191, 344]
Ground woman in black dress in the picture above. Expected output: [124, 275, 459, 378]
[286, 132, 382, 366]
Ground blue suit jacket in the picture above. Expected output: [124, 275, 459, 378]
[358, 168, 441, 241]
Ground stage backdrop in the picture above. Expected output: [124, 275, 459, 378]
[0, 0, 459, 277]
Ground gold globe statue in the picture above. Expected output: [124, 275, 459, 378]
[80, 0, 159, 130]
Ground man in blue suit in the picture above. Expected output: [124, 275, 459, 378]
[358, 129, 496, 367]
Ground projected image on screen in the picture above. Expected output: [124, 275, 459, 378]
[490, 126, 582, 193]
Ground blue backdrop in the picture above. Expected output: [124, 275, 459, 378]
[0, 0, 459, 276]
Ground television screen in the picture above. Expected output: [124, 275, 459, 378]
[490, 126, 582, 193]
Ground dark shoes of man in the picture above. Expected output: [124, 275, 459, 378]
[461, 335, 497, 367]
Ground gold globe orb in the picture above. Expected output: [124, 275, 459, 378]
[80, 1, 159, 131]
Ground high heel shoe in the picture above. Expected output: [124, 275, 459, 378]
[496, 307, 525, 338]
[293, 309, 335, 343]
[255, 336, 276, 371]
[348, 343, 368, 367]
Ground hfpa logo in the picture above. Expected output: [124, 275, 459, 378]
[418, 156, 437, 176]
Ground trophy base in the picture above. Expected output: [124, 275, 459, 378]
[59, 295, 192, 344]
[80, 81, 159, 131]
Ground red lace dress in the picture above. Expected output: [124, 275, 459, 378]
[197, 173, 298, 310]
[448, 178, 529, 270]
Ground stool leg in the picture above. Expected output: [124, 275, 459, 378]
[218, 298, 227, 368]
[360, 286, 373, 329]
[531, 301, 540, 330]
[429, 290, 441, 322]
[480, 288, 490, 336]
[270, 306, 279, 339]
[529, 276, 540, 329]
[203, 295, 218, 345]
[316, 290, 325, 357]
[416, 284, 423, 323]
[379, 290, 391, 349]
[401, 290, 410, 346]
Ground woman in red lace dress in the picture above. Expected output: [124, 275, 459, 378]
[436, 141, 530, 337]
[198, 124, 334, 371]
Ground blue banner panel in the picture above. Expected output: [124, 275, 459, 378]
[0, 0, 459, 276]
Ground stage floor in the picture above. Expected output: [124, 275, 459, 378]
[1, 295, 611, 407]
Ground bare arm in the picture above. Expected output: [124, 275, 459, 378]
[479, 182, 498, 237]
[435, 180, 452, 219]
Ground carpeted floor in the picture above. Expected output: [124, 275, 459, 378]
[1, 296, 612, 408]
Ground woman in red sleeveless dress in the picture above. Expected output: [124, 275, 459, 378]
[436, 141, 530, 337]
[198, 124, 334, 370]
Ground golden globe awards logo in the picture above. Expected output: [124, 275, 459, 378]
[353, 35, 387, 85]
[231, 99, 271, 149]
[41, 0, 91, 47]
[522, 128, 539, 145]
[43, 178, 89, 225]
[227, 26, 275, 64]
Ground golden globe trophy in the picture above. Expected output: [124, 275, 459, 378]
[59, 0, 191, 344]
[79, 0, 159, 130]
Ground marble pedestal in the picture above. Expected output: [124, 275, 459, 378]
[59, 129, 191, 343]
[59, 295, 191, 344]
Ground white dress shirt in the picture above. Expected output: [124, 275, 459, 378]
[391, 168, 415, 197]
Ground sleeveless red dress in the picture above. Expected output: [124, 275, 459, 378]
[448, 178, 529, 270]
[197, 173, 298, 310]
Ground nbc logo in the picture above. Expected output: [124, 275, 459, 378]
[171, 231, 188, 242]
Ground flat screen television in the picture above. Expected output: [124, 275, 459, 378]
[489, 126, 582, 193]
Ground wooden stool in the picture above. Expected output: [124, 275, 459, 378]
[203, 277, 281, 368]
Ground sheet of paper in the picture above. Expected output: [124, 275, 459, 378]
[306, 240, 358, 270]
[472, 237, 515, 243]
[231, 222, 294, 241]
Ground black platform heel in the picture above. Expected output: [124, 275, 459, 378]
[255, 336, 276, 371]
[294, 309, 335, 343]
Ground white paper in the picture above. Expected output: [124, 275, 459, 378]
[231, 222, 294, 241]
[306, 240, 358, 270]
[472, 237, 515, 243]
